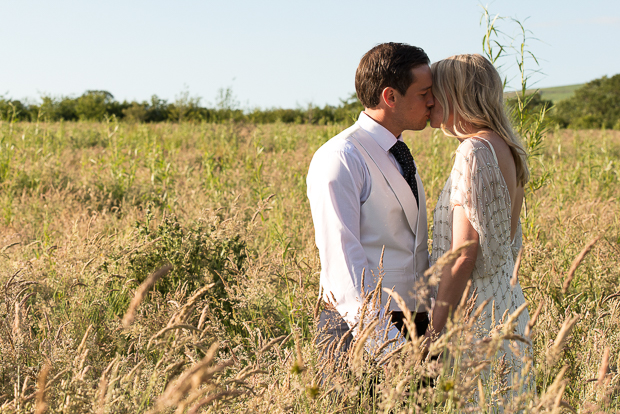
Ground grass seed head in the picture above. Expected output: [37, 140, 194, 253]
[562, 236, 600, 294]
[547, 314, 580, 365]
[596, 346, 610, 387]
[122, 264, 173, 328]
[34, 364, 50, 414]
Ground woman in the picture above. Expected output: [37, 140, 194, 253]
[425, 54, 532, 385]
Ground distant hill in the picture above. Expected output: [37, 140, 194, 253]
[505, 83, 584, 103]
[536, 84, 584, 102]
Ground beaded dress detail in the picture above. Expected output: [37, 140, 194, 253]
[430, 137, 531, 388]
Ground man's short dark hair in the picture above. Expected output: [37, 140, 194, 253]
[355, 43, 430, 108]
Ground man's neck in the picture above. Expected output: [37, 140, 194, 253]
[363, 109, 402, 138]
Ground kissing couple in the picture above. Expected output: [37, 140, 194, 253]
[307, 43, 532, 387]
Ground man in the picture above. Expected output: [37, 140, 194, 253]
[307, 43, 434, 358]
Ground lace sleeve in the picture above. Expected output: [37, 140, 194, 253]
[449, 140, 513, 274]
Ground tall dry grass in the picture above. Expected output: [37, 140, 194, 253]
[0, 120, 618, 412]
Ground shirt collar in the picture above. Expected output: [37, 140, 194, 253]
[356, 111, 402, 152]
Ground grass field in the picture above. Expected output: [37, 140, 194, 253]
[0, 120, 618, 413]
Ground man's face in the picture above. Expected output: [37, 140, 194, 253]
[393, 65, 434, 131]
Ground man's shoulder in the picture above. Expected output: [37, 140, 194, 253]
[314, 124, 364, 157]
[334, 123, 364, 141]
[308, 124, 369, 181]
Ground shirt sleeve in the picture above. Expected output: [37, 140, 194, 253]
[307, 142, 404, 353]
[449, 140, 513, 272]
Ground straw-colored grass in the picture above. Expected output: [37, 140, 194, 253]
[0, 120, 618, 412]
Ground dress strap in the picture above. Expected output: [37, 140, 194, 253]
[472, 137, 499, 164]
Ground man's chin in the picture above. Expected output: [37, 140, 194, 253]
[403, 121, 426, 132]
[416, 121, 430, 131]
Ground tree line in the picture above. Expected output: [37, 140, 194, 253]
[1, 74, 619, 129]
[0, 89, 364, 125]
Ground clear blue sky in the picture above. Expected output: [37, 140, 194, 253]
[1, 0, 619, 109]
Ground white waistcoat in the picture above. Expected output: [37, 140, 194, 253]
[346, 126, 430, 312]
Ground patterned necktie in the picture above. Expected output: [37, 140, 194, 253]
[389, 140, 419, 207]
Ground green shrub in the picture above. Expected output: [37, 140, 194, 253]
[0, 98, 32, 121]
[75, 90, 115, 121]
[40, 95, 78, 121]
[125, 208, 247, 319]
[551, 74, 620, 129]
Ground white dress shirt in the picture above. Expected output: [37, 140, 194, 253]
[307, 112, 409, 347]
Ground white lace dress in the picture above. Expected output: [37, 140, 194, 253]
[430, 137, 531, 389]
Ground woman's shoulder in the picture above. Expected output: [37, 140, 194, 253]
[455, 137, 495, 163]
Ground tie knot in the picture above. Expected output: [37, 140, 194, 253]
[389, 141, 415, 175]
[390, 140, 410, 155]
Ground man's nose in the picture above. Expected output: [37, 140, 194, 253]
[427, 94, 435, 107]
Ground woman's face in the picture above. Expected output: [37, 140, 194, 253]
[429, 92, 453, 130]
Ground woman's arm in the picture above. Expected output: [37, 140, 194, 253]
[427, 205, 479, 339]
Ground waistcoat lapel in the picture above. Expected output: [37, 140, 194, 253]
[351, 129, 419, 234]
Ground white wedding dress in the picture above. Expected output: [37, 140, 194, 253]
[430, 137, 532, 391]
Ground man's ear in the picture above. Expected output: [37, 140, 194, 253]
[381, 87, 397, 109]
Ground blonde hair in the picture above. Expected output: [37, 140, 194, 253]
[431, 54, 529, 186]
